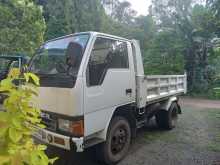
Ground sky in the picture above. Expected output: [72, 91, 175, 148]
[125, 0, 152, 16]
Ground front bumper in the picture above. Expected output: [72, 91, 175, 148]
[33, 128, 84, 152]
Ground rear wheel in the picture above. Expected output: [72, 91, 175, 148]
[155, 102, 179, 130]
[96, 116, 131, 165]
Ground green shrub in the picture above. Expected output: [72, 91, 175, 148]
[213, 87, 220, 99]
[0, 72, 57, 165]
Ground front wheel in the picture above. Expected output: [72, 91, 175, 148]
[96, 116, 131, 165]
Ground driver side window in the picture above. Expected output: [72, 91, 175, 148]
[87, 37, 129, 86]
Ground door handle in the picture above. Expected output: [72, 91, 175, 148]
[126, 89, 132, 95]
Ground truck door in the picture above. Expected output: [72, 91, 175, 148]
[84, 37, 136, 136]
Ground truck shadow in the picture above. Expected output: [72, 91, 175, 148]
[46, 119, 160, 165]
[46, 146, 100, 165]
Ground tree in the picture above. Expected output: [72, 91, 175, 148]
[33, 0, 220, 95]
[36, 0, 104, 40]
[207, 0, 220, 36]
[0, 0, 46, 55]
[150, 0, 219, 92]
[190, 4, 217, 91]
[101, 0, 137, 25]
[144, 29, 184, 75]
[135, 15, 156, 49]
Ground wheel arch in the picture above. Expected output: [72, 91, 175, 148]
[112, 104, 137, 139]
[159, 96, 181, 113]
[95, 103, 137, 141]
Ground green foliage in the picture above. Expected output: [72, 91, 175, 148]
[0, 72, 57, 165]
[0, 0, 46, 55]
[102, 0, 137, 25]
[213, 87, 220, 99]
[2, 0, 220, 97]
[35, 0, 104, 40]
[34, 0, 220, 96]
[150, 0, 220, 94]
[207, 0, 220, 36]
[144, 30, 185, 75]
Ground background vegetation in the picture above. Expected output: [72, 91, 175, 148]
[1, 0, 220, 97]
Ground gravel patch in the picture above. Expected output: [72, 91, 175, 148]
[46, 98, 220, 165]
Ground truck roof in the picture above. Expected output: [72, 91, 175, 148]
[0, 55, 27, 59]
[45, 31, 132, 44]
[0, 55, 30, 64]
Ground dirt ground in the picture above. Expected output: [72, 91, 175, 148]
[46, 97, 220, 165]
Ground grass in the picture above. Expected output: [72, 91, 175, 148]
[143, 129, 177, 143]
[186, 88, 220, 100]
[207, 110, 220, 119]
[207, 142, 220, 152]
[143, 108, 220, 153]
[206, 110, 220, 152]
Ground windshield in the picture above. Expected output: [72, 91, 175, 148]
[30, 34, 90, 88]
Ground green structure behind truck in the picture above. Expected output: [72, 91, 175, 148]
[0, 54, 29, 81]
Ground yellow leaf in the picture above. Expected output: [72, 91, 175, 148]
[8, 68, 20, 79]
[24, 73, 30, 82]
[11, 153, 22, 165]
[9, 128, 22, 143]
[24, 73, 39, 86]
[49, 157, 59, 164]
[0, 79, 13, 91]
[37, 145, 47, 151]
[0, 155, 11, 165]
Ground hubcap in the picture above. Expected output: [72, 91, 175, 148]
[111, 127, 127, 155]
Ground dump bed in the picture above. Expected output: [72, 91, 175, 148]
[131, 40, 187, 108]
[136, 74, 187, 108]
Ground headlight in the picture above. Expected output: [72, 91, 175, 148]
[58, 119, 71, 132]
[58, 118, 84, 137]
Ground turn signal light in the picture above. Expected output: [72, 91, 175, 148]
[70, 120, 84, 137]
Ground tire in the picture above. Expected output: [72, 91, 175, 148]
[96, 116, 131, 165]
[155, 102, 179, 130]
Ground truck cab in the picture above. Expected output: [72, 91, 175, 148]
[31, 32, 186, 164]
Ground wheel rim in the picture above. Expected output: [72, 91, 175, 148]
[111, 126, 128, 155]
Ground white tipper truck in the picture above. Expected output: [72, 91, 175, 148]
[30, 32, 187, 164]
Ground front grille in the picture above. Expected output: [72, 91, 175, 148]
[41, 118, 57, 131]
